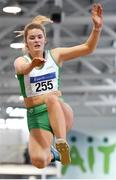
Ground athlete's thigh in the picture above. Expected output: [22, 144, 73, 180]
[29, 128, 53, 156]
[59, 100, 74, 131]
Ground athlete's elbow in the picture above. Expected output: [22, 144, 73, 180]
[85, 43, 97, 55]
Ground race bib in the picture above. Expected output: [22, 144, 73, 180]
[30, 72, 57, 94]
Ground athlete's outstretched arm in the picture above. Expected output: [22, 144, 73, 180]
[53, 3, 103, 64]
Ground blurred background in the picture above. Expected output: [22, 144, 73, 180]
[0, 0, 116, 179]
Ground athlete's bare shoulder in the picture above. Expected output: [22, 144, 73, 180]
[14, 56, 29, 74]
[50, 48, 63, 66]
[14, 56, 25, 65]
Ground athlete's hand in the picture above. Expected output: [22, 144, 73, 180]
[32, 57, 46, 68]
[91, 3, 103, 29]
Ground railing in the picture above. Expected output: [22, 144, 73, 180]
[0, 162, 61, 179]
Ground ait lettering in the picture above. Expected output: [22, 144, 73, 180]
[98, 144, 115, 173]
[62, 143, 116, 175]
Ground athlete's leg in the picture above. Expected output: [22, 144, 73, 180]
[44, 95, 73, 165]
[59, 100, 73, 132]
[45, 95, 66, 139]
[55, 100, 73, 165]
[28, 128, 54, 169]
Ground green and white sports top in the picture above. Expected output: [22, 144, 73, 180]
[17, 50, 61, 98]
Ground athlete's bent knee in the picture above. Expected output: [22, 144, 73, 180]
[31, 155, 47, 169]
[45, 94, 59, 106]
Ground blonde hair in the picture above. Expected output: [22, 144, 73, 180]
[14, 15, 53, 43]
[32, 15, 53, 25]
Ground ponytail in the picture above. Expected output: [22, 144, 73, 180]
[14, 15, 53, 39]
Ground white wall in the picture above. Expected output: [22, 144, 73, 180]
[0, 129, 28, 163]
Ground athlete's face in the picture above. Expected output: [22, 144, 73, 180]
[26, 28, 47, 53]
